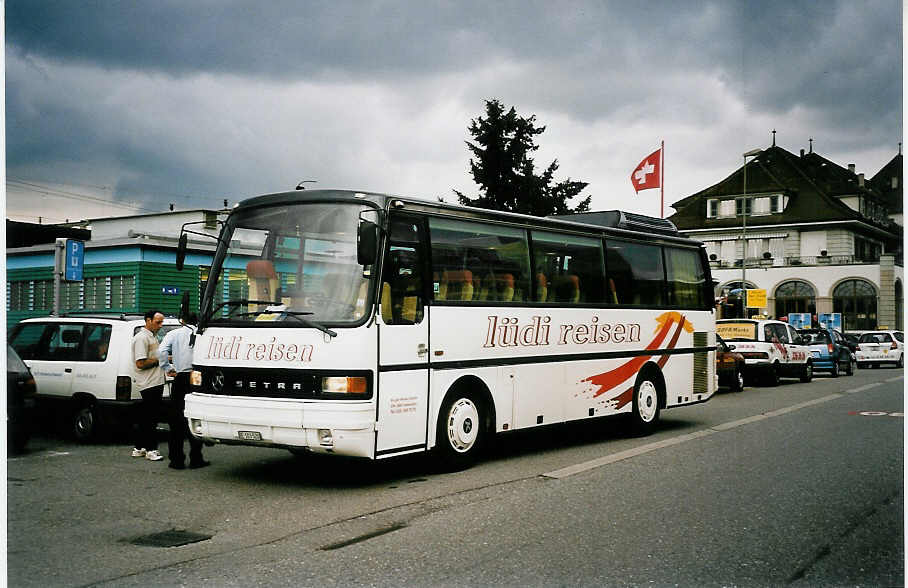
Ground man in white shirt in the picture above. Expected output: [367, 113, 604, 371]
[159, 313, 209, 470]
[131, 310, 166, 461]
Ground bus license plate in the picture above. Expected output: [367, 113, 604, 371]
[238, 431, 262, 441]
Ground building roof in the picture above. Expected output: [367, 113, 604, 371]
[668, 145, 901, 238]
[869, 152, 903, 214]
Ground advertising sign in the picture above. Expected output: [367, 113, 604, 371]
[818, 312, 842, 331]
[788, 313, 812, 329]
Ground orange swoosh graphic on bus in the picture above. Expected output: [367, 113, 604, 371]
[583, 312, 690, 408]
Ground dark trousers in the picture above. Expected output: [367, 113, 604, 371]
[168, 372, 203, 465]
[134, 384, 163, 451]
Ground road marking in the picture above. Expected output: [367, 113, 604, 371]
[543, 389, 880, 479]
[848, 411, 903, 417]
[543, 430, 717, 479]
[847, 383, 884, 393]
[885, 375, 904, 383]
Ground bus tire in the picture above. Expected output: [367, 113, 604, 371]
[628, 370, 661, 436]
[435, 392, 485, 471]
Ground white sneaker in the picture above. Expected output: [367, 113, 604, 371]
[145, 450, 164, 461]
[131, 448, 146, 457]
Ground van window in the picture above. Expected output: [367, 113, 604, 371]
[82, 324, 113, 362]
[9, 323, 54, 360]
[47, 325, 85, 361]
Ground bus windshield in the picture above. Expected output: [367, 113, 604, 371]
[201, 202, 373, 327]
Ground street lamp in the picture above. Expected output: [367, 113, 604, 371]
[740, 148, 762, 318]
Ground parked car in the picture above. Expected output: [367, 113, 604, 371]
[798, 328, 855, 377]
[855, 331, 904, 369]
[842, 332, 860, 354]
[716, 319, 812, 386]
[7, 313, 180, 441]
[7, 344, 37, 452]
[715, 334, 745, 391]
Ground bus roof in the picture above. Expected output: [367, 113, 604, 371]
[234, 189, 699, 247]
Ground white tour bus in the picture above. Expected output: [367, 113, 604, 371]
[177, 190, 716, 468]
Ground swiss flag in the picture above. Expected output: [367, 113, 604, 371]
[630, 148, 662, 192]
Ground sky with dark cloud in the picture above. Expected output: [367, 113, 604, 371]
[5, 0, 902, 223]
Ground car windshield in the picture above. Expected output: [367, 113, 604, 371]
[202, 202, 374, 327]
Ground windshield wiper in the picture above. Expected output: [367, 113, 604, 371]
[236, 309, 337, 338]
[208, 299, 281, 319]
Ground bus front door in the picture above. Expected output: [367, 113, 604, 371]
[375, 216, 430, 457]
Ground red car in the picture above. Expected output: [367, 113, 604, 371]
[716, 334, 746, 392]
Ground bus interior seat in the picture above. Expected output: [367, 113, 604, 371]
[246, 260, 279, 306]
[440, 270, 473, 301]
[497, 273, 515, 302]
[608, 278, 619, 304]
[550, 275, 580, 304]
[536, 273, 548, 302]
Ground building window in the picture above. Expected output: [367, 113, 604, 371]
[8, 281, 30, 311]
[33, 280, 55, 311]
[774, 280, 816, 319]
[770, 194, 781, 212]
[717, 280, 757, 319]
[896, 280, 903, 330]
[110, 275, 136, 310]
[833, 279, 877, 331]
[735, 198, 752, 217]
[707, 200, 718, 218]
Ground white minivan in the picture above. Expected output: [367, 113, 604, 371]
[716, 319, 813, 386]
[8, 314, 180, 441]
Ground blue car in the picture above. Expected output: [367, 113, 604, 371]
[798, 328, 855, 377]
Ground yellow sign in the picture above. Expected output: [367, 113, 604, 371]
[716, 322, 757, 340]
[746, 289, 767, 308]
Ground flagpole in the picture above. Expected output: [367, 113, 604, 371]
[660, 140, 665, 218]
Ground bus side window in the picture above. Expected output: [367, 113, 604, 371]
[381, 218, 425, 325]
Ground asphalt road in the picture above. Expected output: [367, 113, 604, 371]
[7, 366, 904, 587]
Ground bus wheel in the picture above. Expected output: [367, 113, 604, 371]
[436, 393, 484, 470]
[629, 375, 660, 435]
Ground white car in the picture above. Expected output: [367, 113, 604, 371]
[8, 313, 180, 441]
[855, 331, 904, 369]
[716, 319, 813, 386]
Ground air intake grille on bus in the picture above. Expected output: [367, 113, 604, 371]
[693, 331, 709, 396]
[547, 210, 681, 237]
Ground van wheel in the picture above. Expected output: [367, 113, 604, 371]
[435, 393, 485, 470]
[72, 404, 99, 442]
[765, 363, 780, 386]
[629, 373, 661, 435]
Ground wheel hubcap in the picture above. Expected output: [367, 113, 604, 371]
[637, 381, 658, 423]
[446, 398, 479, 453]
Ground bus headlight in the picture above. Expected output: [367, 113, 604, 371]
[321, 376, 368, 394]
[190, 370, 203, 387]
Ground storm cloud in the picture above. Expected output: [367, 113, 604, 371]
[5, 0, 901, 222]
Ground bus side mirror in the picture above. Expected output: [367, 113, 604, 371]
[175, 233, 188, 271]
[357, 221, 378, 266]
